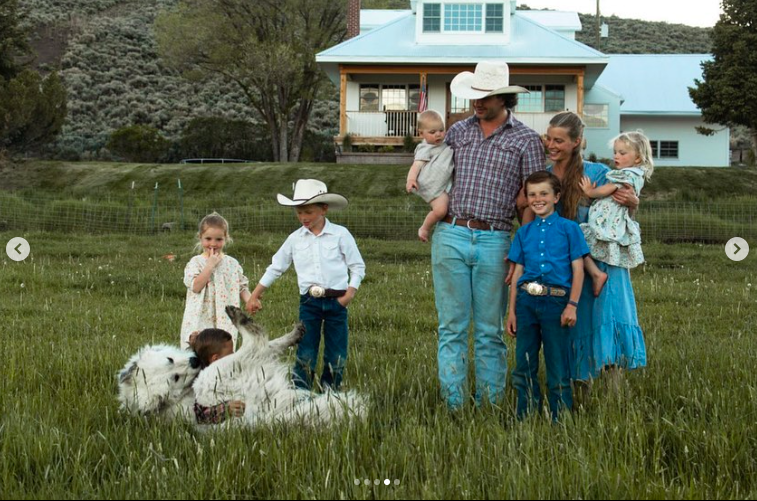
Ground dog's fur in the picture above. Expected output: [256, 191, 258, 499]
[194, 306, 367, 426]
[117, 344, 201, 421]
[117, 306, 367, 426]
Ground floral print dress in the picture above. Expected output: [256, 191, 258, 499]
[180, 254, 249, 349]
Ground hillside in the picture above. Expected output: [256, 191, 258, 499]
[18, 0, 712, 160]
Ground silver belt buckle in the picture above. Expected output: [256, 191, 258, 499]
[309, 285, 326, 298]
[526, 282, 545, 296]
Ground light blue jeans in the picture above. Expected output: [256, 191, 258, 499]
[431, 221, 510, 409]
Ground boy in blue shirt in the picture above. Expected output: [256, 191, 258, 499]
[507, 171, 590, 421]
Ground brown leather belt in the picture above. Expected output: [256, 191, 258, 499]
[442, 215, 501, 231]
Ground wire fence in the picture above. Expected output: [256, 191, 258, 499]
[0, 191, 755, 243]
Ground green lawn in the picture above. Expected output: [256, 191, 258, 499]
[1, 231, 756, 498]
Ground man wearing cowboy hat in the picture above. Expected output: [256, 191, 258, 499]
[247, 179, 365, 391]
[433, 61, 545, 409]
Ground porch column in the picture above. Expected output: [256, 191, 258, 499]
[576, 73, 584, 116]
[418, 71, 428, 111]
[340, 69, 347, 137]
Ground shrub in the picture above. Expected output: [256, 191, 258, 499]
[106, 124, 170, 163]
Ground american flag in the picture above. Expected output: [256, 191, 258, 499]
[418, 81, 428, 112]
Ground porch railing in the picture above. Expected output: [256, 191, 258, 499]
[345, 110, 555, 139]
[346, 110, 419, 137]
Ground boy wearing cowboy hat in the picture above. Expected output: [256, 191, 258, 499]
[247, 179, 365, 391]
[432, 61, 545, 410]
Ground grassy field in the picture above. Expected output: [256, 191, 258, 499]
[2, 162, 757, 244]
[1, 231, 756, 498]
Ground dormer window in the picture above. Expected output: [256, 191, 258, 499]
[444, 4, 482, 31]
[422, 3, 504, 33]
[485, 4, 503, 32]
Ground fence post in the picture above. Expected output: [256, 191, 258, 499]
[125, 181, 135, 232]
[178, 178, 184, 231]
[150, 182, 159, 233]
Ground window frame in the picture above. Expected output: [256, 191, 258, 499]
[583, 103, 609, 129]
[359, 83, 422, 112]
[513, 84, 566, 114]
[422, 2, 506, 34]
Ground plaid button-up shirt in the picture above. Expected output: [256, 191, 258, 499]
[445, 112, 546, 231]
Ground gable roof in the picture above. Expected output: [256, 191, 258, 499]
[596, 54, 711, 115]
[317, 11, 608, 86]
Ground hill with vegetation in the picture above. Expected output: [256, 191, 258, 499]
[18, 0, 712, 161]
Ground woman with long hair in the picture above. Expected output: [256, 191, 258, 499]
[544, 111, 646, 401]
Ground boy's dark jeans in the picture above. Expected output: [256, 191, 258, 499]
[293, 295, 348, 390]
[512, 290, 573, 421]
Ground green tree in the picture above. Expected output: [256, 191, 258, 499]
[179, 116, 272, 161]
[0, 0, 29, 80]
[155, 0, 346, 162]
[107, 125, 170, 163]
[689, 0, 757, 163]
[0, 70, 67, 154]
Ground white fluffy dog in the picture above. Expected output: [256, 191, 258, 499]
[117, 306, 367, 426]
[117, 343, 201, 421]
[193, 306, 368, 426]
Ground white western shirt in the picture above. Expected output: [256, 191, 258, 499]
[259, 219, 365, 295]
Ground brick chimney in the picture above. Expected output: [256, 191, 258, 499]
[347, 0, 360, 39]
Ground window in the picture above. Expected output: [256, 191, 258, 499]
[381, 85, 407, 111]
[360, 85, 379, 111]
[583, 104, 609, 128]
[513, 85, 564, 113]
[360, 84, 420, 111]
[544, 85, 565, 112]
[444, 3, 482, 31]
[516, 85, 543, 113]
[423, 3, 505, 34]
[408, 84, 421, 111]
[486, 4, 503, 32]
[649, 140, 679, 159]
[423, 3, 441, 32]
[659, 140, 678, 158]
[450, 94, 470, 113]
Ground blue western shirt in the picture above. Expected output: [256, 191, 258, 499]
[508, 211, 590, 289]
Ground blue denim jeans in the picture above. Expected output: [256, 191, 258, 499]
[293, 295, 348, 390]
[512, 290, 573, 421]
[431, 221, 510, 409]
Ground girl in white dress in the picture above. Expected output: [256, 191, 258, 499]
[180, 213, 250, 349]
[580, 131, 653, 277]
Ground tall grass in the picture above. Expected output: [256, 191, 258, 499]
[0, 232, 756, 498]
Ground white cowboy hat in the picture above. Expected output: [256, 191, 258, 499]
[450, 61, 529, 100]
[276, 179, 348, 210]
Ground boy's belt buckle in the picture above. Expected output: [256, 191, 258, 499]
[309, 285, 326, 298]
[526, 282, 546, 296]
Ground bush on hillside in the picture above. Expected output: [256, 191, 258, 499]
[178, 117, 271, 162]
[107, 124, 170, 163]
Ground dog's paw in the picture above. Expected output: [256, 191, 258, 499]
[225, 305, 252, 327]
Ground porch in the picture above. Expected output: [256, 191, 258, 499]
[336, 64, 588, 145]
[338, 110, 559, 145]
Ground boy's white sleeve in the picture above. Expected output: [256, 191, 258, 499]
[259, 237, 294, 288]
[342, 233, 365, 290]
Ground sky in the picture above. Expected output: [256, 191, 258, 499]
[521, 1, 723, 28]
